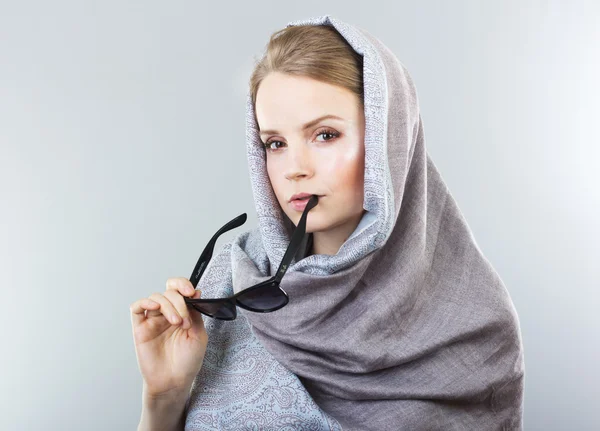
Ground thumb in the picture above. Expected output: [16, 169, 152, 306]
[188, 290, 206, 326]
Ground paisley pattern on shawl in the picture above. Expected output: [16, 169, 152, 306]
[184, 240, 343, 431]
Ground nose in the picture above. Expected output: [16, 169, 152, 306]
[284, 142, 314, 181]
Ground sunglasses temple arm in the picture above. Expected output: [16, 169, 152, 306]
[189, 244, 214, 288]
[189, 213, 248, 287]
[274, 195, 318, 283]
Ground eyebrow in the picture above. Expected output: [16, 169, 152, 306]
[259, 114, 345, 137]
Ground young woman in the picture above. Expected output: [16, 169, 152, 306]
[130, 15, 525, 431]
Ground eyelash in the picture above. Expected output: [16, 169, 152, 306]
[262, 128, 341, 152]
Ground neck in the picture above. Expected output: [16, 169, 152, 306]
[308, 210, 366, 256]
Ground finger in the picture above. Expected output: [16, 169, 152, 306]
[166, 277, 199, 297]
[130, 298, 159, 326]
[187, 290, 206, 326]
[164, 289, 193, 329]
[148, 292, 182, 326]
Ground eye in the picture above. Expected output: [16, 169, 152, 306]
[263, 140, 285, 151]
[315, 128, 340, 142]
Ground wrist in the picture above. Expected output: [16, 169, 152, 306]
[142, 383, 191, 407]
[139, 385, 191, 431]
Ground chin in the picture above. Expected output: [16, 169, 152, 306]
[284, 209, 322, 231]
[303, 217, 330, 234]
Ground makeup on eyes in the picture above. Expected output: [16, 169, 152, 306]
[262, 128, 341, 151]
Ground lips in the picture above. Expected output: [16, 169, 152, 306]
[289, 192, 315, 202]
[289, 194, 319, 211]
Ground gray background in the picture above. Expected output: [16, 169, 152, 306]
[1, 1, 598, 430]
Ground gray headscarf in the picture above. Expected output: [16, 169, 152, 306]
[185, 15, 525, 431]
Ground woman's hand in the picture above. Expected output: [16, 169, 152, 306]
[130, 278, 208, 399]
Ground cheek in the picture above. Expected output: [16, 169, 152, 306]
[266, 160, 286, 201]
[322, 144, 364, 194]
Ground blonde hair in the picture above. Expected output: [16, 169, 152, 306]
[249, 25, 364, 114]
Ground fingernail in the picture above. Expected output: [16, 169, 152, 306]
[171, 315, 180, 324]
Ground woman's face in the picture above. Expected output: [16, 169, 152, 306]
[255, 72, 365, 235]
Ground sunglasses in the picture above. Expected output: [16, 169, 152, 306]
[184, 194, 319, 320]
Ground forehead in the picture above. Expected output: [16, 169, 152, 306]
[255, 72, 359, 130]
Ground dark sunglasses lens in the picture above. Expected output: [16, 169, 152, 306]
[237, 285, 287, 311]
[191, 301, 236, 319]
